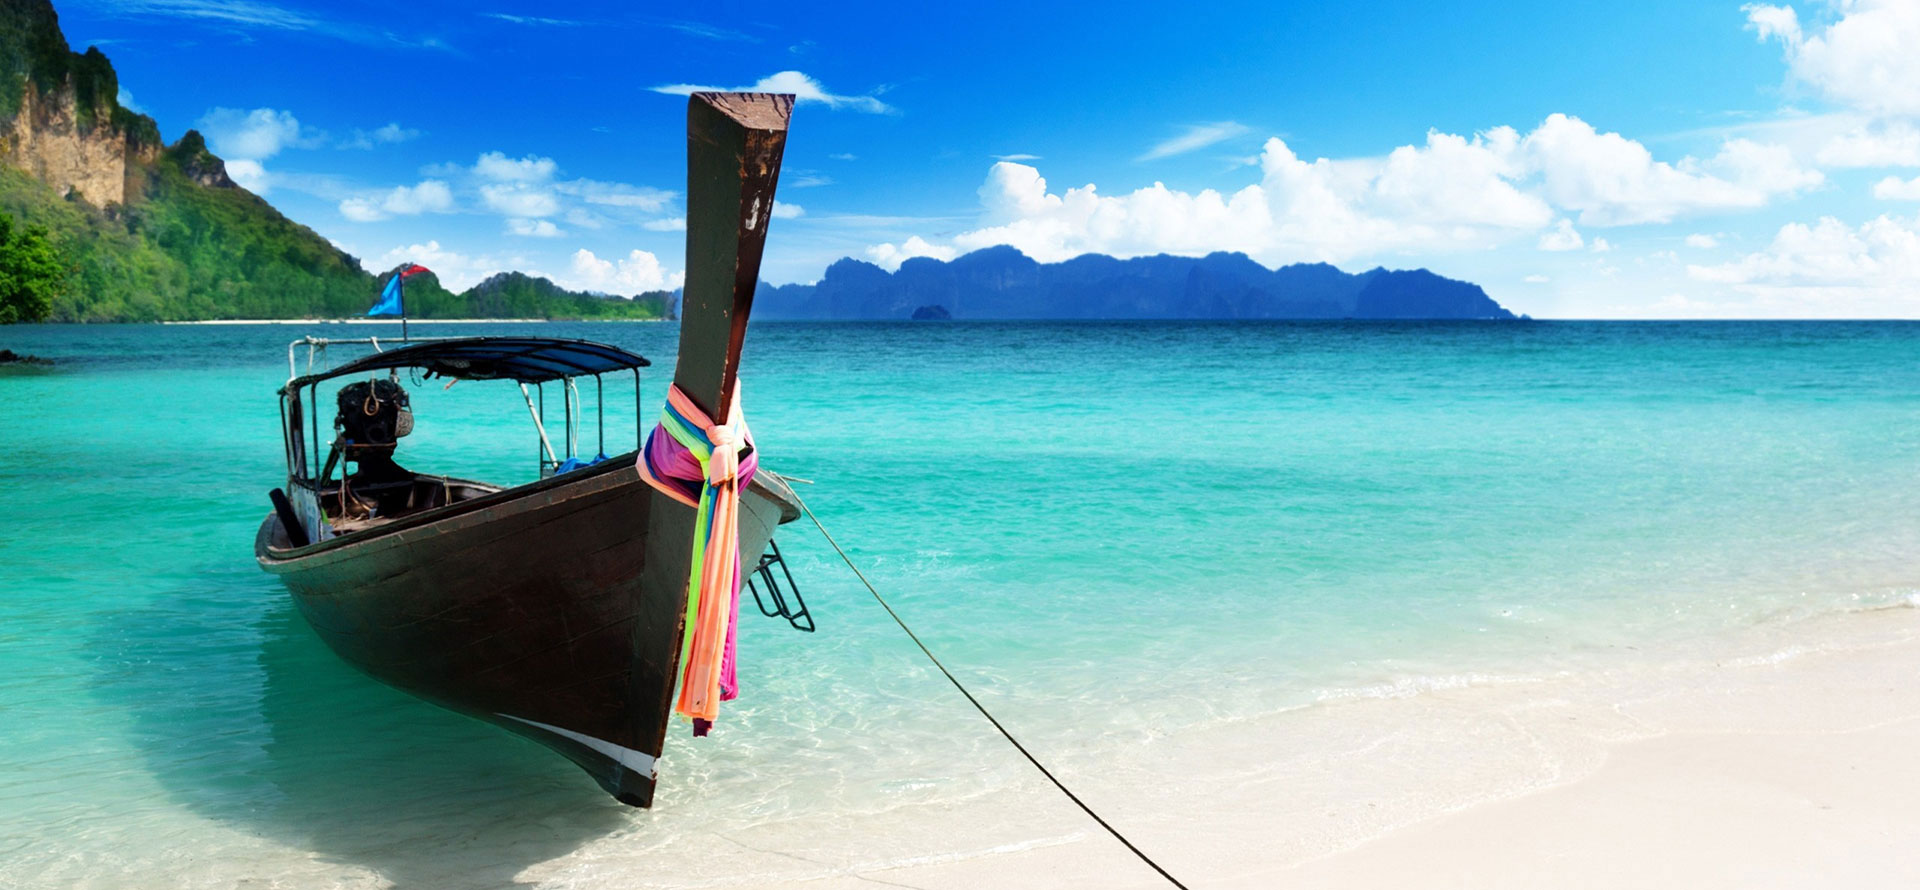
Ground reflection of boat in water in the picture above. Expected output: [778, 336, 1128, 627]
[255, 92, 800, 807]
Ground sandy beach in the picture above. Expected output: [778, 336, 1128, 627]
[682, 605, 1920, 889]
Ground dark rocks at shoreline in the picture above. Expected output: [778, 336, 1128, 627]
[0, 349, 53, 365]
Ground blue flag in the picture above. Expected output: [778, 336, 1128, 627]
[367, 274, 404, 316]
[368, 264, 429, 317]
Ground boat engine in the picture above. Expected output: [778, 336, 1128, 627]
[333, 379, 417, 517]
[336, 378, 413, 448]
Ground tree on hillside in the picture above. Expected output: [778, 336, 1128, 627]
[0, 214, 64, 324]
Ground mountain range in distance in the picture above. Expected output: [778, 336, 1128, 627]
[758, 245, 1517, 320]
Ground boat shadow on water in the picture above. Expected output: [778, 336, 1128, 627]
[89, 562, 630, 888]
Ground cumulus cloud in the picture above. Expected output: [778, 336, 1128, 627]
[365, 240, 520, 292]
[197, 106, 318, 160]
[338, 180, 454, 222]
[1538, 219, 1585, 251]
[474, 151, 558, 183]
[1816, 121, 1920, 167]
[650, 70, 892, 113]
[865, 236, 959, 270]
[507, 218, 564, 237]
[341, 122, 420, 150]
[866, 115, 1816, 268]
[1686, 233, 1721, 248]
[1521, 114, 1822, 225]
[565, 249, 683, 294]
[771, 200, 804, 219]
[1874, 174, 1920, 200]
[224, 158, 270, 193]
[1687, 212, 1920, 313]
[1748, 0, 1920, 116]
[1139, 122, 1252, 161]
[480, 183, 560, 217]
[554, 179, 673, 210]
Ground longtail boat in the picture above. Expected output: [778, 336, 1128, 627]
[255, 92, 801, 807]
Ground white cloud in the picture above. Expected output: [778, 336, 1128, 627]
[338, 199, 384, 223]
[564, 249, 683, 294]
[473, 151, 557, 183]
[1139, 122, 1252, 161]
[1521, 114, 1821, 226]
[1590, 237, 1613, 253]
[1816, 121, 1920, 167]
[1524, 274, 1550, 283]
[365, 240, 520, 292]
[1538, 218, 1585, 251]
[1873, 175, 1920, 200]
[480, 183, 560, 217]
[1688, 212, 1920, 314]
[1685, 233, 1721, 248]
[994, 153, 1042, 161]
[874, 115, 1813, 267]
[1748, 1, 1920, 116]
[644, 217, 687, 231]
[483, 12, 583, 26]
[650, 70, 893, 114]
[771, 200, 804, 219]
[829, 152, 858, 161]
[116, 88, 144, 113]
[342, 122, 420, 150]
[224, 158, 270, 193]
[107, 0, 318, 30]
[197, 106, 317, 160]
[864, 236, 959, 270]
[554, 179, 673, 210]
[337, 180, 454, 221]
[507, 218, 564, 237]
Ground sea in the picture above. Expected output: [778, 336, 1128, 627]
[4, 320, 1919, 887]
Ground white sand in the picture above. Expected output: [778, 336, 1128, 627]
[683, 607, 1920, 889]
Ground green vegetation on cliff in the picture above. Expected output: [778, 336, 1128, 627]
[0, 0, 668, 323]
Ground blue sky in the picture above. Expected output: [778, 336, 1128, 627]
[57, 0, 1920, 317]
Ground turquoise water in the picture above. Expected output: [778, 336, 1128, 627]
[4, 320, 1920, 886]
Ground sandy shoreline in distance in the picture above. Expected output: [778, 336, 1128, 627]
[634, 606, 1920, 890]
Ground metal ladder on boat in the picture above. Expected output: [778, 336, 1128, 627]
[746, 539, 812, 632]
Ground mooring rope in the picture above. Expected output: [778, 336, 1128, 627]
[788, 488, 1193, 890]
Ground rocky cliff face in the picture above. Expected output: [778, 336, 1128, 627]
[1, 0, 164, 208]
[1, 80, 153, 206]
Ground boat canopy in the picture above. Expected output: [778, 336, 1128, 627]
[285, 337, 651, 391]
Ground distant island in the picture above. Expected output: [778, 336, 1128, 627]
[0, 0, 669, 323]
[757, 246, 1514, 320]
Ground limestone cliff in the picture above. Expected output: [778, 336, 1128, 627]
[1, 0, 164, 208]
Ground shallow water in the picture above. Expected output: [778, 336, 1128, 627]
[4, 320, 1919, 887]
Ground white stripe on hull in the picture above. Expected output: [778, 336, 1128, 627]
[498, 714, 658, 779]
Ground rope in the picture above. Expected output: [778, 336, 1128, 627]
[787, 488, 1192, 890]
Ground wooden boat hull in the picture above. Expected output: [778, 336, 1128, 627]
[255, 456, 798, 807]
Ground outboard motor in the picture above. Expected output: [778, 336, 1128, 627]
[336, 378, 413, 448]
[334, 378, 415, 515]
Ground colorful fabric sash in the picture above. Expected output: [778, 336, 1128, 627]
[636, 383, 758, 735]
